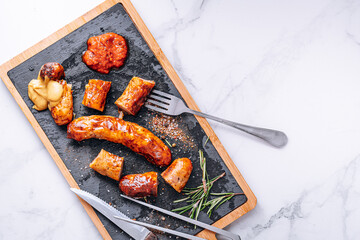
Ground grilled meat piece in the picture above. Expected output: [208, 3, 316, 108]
[67, 116, 171, 167]
[82, 32, 127, 74]
[119, 172, 158, 198]
[50, 80, 73, 125]
[115, 77, 155, 115]
[82, 79, 111, 112]
[161, 158, 193, 193]
[89, 149, 124, 181]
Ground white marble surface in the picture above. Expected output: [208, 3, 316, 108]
[1, 0, 360, 239]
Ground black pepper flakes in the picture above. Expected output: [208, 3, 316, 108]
[148, 114, 195, 148]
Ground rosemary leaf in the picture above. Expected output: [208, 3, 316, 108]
[164, 139, 172, 148]
[204, 136, 210, 147]
[211, 192, 233, 196]
[216, 195, 234, 211]
[173, 197, 190, 203]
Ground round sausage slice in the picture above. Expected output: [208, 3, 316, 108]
[161, 158, 193, 193]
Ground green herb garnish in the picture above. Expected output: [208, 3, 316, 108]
[172, 150, 244, 220]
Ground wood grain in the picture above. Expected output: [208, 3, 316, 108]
[0, 0, 256, 239]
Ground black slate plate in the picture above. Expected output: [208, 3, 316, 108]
[7, 3, 247, 239]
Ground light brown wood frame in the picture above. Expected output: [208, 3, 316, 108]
[0, 0, 256, 239]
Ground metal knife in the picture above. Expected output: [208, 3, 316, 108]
[114, 216, 206, 240]
[120, 194, 241, 240]
[70, 188, 157, 240]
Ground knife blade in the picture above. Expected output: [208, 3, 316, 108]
[114, 216, 206, 240]
[70, 188, 157, 240]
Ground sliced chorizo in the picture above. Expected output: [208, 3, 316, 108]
[115, 77, 155, 116]
[82, 79, 111, 112]
[161, 158, 193, 193]
[119, 172, 158, 198]
[89, 149, 124, 181]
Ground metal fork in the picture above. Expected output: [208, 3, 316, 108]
[145, 90, 288, 148]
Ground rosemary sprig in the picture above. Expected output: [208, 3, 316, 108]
[204, 192, 244, 217]
[172, 150, 234, 220]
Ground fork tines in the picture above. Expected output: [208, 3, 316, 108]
[151, 89, 174, 99]
[145, 90, 171, 113]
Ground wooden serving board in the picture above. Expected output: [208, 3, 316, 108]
[0, 0, 256, 239]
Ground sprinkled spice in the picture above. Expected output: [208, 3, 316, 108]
[148, 113, 195, 148]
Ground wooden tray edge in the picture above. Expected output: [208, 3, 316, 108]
[0, 0, 257, 239]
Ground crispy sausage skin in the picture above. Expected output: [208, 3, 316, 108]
[50, 80, 73, 125]
[161, 158, 193, 193]
[82, 79, 111, 112]
[115, 77, 155, 115]
[119, 172, 158, 198]
[89, 149, 124, 181]
[38, 62, 65, 82]
[67, 116, 171, 167]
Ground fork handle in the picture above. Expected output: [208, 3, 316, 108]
[186, 109, 288, 148]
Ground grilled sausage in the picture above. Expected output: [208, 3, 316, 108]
[67, 116, 171, 167]
[50, 80, 73, 125]
[161, 158, 193, 193]
[82, 79, 111, 112]
[115, 77, 155, 115]
[38, 62, 65, 82]
[89, 149, 124, 181]
[119, 172, 158, 198]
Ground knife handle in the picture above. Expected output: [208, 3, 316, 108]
[144, 232, 157, 240]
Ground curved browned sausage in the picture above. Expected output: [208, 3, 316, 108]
[161, 158, 193, 193]
[67, 116, 171, 167]
[119, 172, 158, 198]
